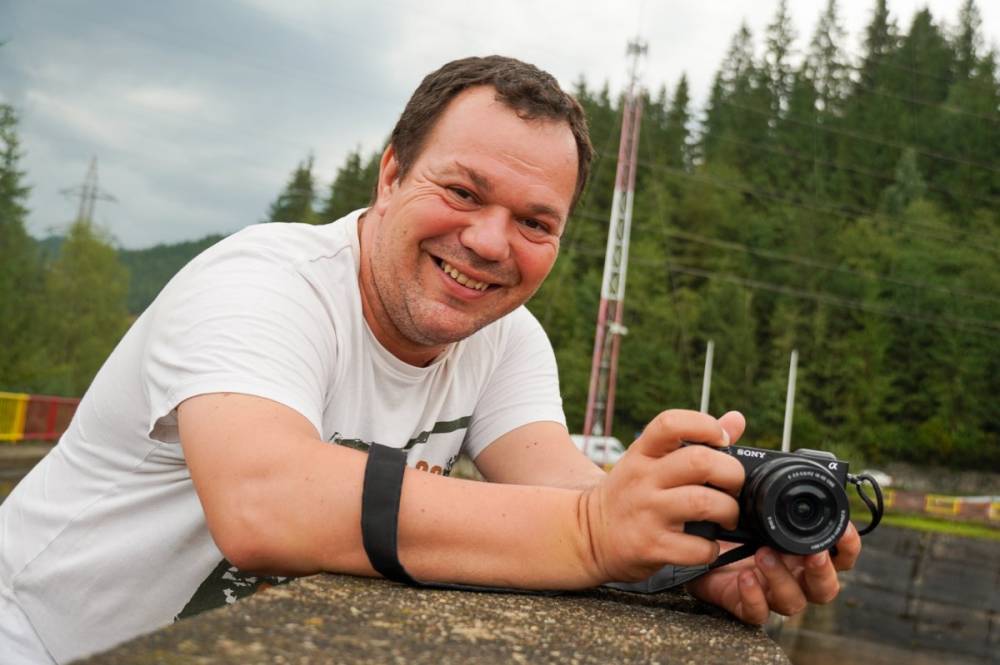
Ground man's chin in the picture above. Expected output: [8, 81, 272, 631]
[406, 312, 502, 346]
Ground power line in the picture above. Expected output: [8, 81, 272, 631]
[628, 160, 1000, 257]
[706, 133, 1000, 210]
[560, 242, 1000, 337]
[716, 98, 999, 174]
[842, 67, 1000, 125]
[656, 226, 1000, 307]
[572, 207, 1000, 310]
[661, 263, 1000, 338]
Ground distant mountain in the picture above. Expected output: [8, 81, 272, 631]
[35, 235, 65, 261]
[118, 235, 227, 314]
[35, 233, 228, 315]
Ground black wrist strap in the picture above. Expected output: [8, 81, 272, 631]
[359, 443, 558, 595]
[361, 443, 418, 584]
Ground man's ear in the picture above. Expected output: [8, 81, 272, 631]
[372, 144, 400, 214]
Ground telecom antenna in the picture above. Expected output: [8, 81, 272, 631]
[60, 156, 116, 224]
[582, 39, 647, 456]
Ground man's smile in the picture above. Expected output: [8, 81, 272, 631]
[435, 257, 493, 292]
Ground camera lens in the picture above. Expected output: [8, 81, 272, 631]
[781, 485, 830, 533]
[742, 457, 849, 555]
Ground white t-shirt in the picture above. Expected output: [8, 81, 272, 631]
[0, 210, 566, 663]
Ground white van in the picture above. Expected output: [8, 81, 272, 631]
[570, 434, 625, 468]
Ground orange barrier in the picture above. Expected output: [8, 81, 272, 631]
[0, 392, 79, 443]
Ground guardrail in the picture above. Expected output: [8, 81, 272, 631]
[880, 487, 1000, 525]
[0, 391, 80, 443]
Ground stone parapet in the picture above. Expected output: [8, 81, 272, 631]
[80, 574, 789, 664]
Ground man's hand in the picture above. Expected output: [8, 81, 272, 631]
[685, 524, 862, 624]
[580, 410, 747, 583]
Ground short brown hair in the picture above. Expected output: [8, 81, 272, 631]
[385, 55, 593, 210]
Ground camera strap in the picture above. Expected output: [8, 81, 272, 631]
[603, 543, 759, 594]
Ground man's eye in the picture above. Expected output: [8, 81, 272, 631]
[450, 187, 474, 200]
[520, 218, 549, 233]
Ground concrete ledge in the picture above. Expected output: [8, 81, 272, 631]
[81, 574, 789, 664]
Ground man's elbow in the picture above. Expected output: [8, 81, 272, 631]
[195, 482, 308, 574]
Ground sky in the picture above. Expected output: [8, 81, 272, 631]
[2, 0, 997, 249]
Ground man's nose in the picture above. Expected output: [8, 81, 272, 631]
[459, 208, 511, 262]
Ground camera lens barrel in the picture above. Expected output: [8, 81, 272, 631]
[742, 457, 850, 555]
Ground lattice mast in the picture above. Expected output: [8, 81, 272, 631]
[582, 39, 646, 444]
[61, 156, 116, 224]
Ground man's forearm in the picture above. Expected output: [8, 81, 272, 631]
[199, 436, 600, 589]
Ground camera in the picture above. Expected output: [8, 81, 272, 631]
[684, 445, 852, 556]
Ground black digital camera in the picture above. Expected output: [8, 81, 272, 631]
[685, 445, 853, 556]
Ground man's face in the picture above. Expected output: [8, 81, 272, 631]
[358, 86, 578, 363]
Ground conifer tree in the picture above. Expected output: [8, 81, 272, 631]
[701, 22, 768, 173]
[954, 0, 984, 81]
[763, 0, 797, 118]
[0, 104, 45, 391]
[881, 148, 926, 215]
[266, 155, 319, 224]
[663, 75, 692, 171]
[805, 0, 849, 116]
[320, 149, 380, 222]
[857, 0, 898, 90]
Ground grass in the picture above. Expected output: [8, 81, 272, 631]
[847, 492, 1000, 541]
[876, 512, 1000, 541]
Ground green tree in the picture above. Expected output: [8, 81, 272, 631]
[881, 148, 926, 214]
[804, 0, 849, 116]
[663, 75, 692, 171]
[266, 155, 319, 224]
[319, 148, 380, 222]
[0, 104, 45, 391]
[41, 219, 130, 396]
[763, 0, 797, 118]
[702, 22, 766, 170]
[953, 0, 984, 81]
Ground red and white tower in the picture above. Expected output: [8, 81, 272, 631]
[582, 39, 646, 453]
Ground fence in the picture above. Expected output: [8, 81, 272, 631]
[0, 392, 80, 442]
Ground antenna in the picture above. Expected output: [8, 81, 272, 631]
[60, 156, 116, 224]
[781, 349, 798, 452]
[582, 38, 647, 460]
[699, 340, 715, 413]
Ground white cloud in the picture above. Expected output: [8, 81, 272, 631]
[124, 86, 212, 116]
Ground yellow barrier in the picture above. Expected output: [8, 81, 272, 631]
[0, 392, 30, 443]
[925, 493, 962, 516]
[989, 502, 1000, 523]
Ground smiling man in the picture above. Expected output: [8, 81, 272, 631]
[0, 56, 860, 664]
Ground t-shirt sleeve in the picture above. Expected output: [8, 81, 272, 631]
[142, 245, 336, 443]
[463, 308, 566, 460]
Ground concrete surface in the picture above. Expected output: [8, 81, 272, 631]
[80, 573, 789, 665]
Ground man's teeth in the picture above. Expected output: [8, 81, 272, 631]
[440, 260, 490, 292]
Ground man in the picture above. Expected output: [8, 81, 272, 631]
[0, 56, 860, 663]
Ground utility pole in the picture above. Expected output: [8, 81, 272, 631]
[60, 156, 116, 224]
[582, 38, 647, 457]
[781, 349, 798, 452]
[699, 340, 715, 413]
